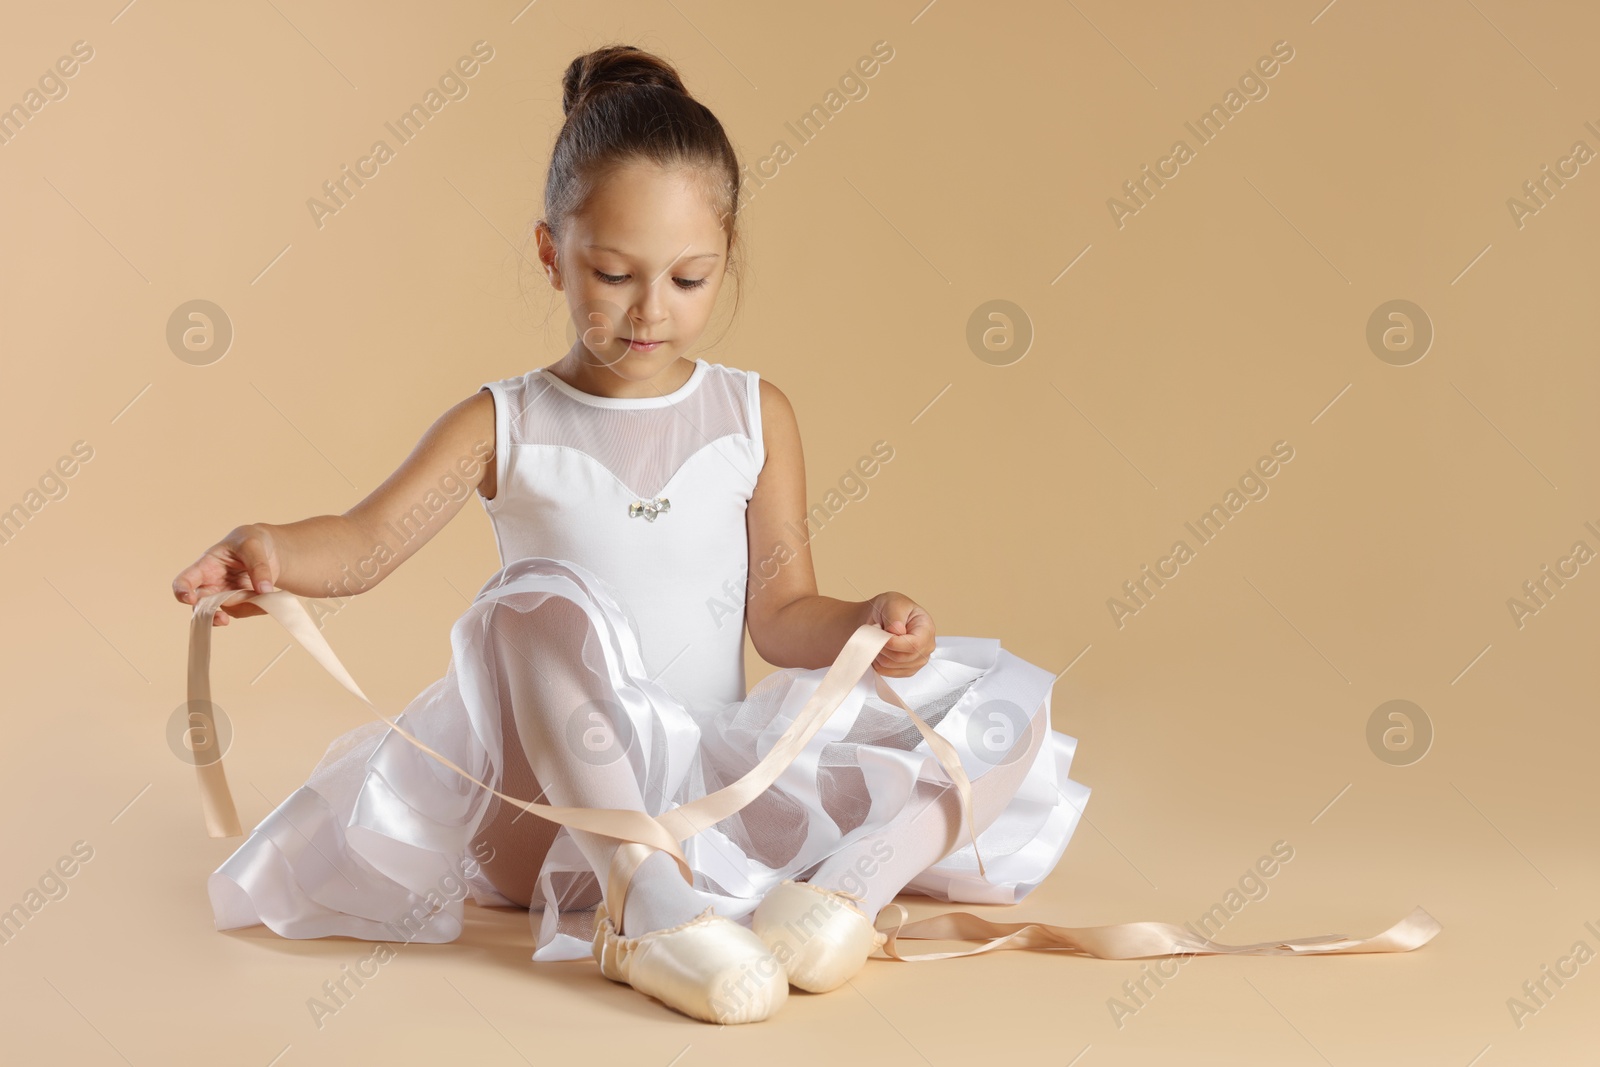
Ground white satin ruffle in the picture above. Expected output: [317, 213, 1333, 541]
[208, 556, 1090, 962]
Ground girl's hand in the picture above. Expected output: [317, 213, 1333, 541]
[172, 524, 281, 626]
[866, 591, 935, 677]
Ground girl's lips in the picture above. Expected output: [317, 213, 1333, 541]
[627, 339, 663, 349]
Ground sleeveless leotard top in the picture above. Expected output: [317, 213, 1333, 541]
[477, 358, 764, 713]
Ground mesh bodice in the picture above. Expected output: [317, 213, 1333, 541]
[506, 361, 758, 500]
[478, 358, 765, 712]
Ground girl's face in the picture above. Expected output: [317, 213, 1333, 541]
[541, 159, 729, 382]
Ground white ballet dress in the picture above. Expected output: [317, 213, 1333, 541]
[207, 357, 1093, 962]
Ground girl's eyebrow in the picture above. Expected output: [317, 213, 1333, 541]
[586, 244, 721, 261]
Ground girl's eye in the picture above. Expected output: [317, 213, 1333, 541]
[593, 269, 708, 291]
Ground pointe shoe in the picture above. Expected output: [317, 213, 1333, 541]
[750, 880, 888, 993]
[592, 898, 789, 1024]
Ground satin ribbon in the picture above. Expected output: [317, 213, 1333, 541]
[186, 585, 983, 924]
[187, 586, 1442, 962]
[873, 901, 1442, 960]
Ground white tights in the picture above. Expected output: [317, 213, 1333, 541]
[807, 697, 1047, 922]
[490, 595, 706, 937]
[479, 593, 1046, 937]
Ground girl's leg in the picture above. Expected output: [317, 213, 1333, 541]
[480, 593, 706, 936]
[806, 697, 1050, 922]
[470, 689, 560, 908]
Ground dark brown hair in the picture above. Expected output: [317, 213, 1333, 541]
[531, 44, 744, 333]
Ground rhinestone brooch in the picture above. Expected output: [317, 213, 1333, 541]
[629, 496, 671, 522]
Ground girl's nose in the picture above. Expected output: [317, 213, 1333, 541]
[631, 276, 672, 321]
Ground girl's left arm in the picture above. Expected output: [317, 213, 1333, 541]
[744, 378, 935, 677]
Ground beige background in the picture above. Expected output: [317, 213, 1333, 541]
[2, 0, 1596, 1062]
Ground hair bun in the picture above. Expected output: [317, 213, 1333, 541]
[562, 45, 689, 116]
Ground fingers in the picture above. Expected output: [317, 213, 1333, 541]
[878, 625, 923, 654]
[174, 573, 228, 608]
[173, 544, 235, 605]
[873, 595, 933, 643]
[212, 600, 268, 625]
[233, 529, 276, 594]
[176, 525, 279, 619]
[872, 599, 934, 676]
[873, 645, 929, 675]
[878, 618, 933, 657]
[172, 565, 210, 605]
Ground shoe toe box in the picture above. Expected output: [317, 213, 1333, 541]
[633, 916, 789, 1024]
[753, 882, 881, 992]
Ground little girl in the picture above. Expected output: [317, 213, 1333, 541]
[174, 45, 1431, 1026]
[172, 43, 1088, 1023]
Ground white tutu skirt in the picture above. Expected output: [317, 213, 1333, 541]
[208, 556, 1092, 962]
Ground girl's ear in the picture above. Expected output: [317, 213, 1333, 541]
[533, 220, 562, 288]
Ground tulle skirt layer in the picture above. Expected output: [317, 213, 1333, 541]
[208, 556, 1092, 961]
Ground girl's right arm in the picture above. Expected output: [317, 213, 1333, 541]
[171, 388, 499, 624]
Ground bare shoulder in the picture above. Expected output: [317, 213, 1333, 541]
[339, 385, 499, 578]
[460, 384, 497, 432]
[437, 386, 497, 449]
[755, 376, 801, 468]
[458, 387, 498, 499]
[366, 386, 498, 504]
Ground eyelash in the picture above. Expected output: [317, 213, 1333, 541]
[593, 270, 708, 290]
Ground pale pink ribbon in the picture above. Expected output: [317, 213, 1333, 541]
[187, 586, 981, 925]
[187, 587, 1442, 961]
